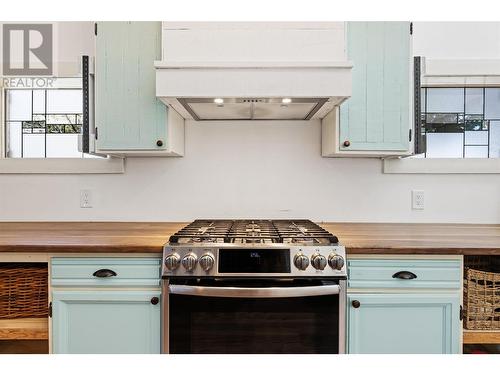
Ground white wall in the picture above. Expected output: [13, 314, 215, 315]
[0, 22, 499, 223]
[413, 22, 500, 59]
[1, 120, 499, 223]
[56, 22, 95, 76]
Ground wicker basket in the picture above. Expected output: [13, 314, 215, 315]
[463, 267, 500, 330]
[0, 263, 48, 319]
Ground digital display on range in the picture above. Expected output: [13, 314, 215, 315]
[218, 249, 291, 273]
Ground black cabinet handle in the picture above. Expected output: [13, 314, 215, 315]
[151, 297, 159, 305]
[352, 300, 361, 308]
[156, 140, 164, 147]
[93, 269, 117, 278]
[392, 271, 417, 280]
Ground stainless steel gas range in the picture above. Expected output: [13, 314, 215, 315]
[161, 219, 346, 354]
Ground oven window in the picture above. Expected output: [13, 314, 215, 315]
[169, 281, 339, 354]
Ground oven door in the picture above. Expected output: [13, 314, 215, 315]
[163, 278, 345, 354]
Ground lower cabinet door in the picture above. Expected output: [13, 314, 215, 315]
[52, 290, 160, 354]
[347, 293, 460, 354]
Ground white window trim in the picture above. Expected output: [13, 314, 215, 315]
[384, 157, 500, 174]
[0, 157, 124, 174]
[0, 79, 124, 174]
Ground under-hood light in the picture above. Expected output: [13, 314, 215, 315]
[214, 98, 224, 107]
[281, 98, 292, 104]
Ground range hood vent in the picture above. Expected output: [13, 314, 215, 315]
[155, 61, 352, 121]
[177, 97, 329, 121]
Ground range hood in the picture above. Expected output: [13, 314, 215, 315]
[155, 61, 352, 121]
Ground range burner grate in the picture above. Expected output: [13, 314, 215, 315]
[169, 220, 233, 244]
[169, 220, 338, 245]
[273, 220, 339, 245]
[227, 220, 280, 244]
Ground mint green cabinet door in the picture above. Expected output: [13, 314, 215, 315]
[340, 22, 411, 152]
[347, 293, 460, 354]
[95, 22, 167, 151]
[52, 290, 161, 354]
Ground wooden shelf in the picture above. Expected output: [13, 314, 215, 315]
[464, 329, 500, 344]
[0, 318, 48, 340]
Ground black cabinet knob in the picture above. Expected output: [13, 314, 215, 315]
[156, 140, 164, 147]
[352, 300, 361, 308]
[151, 297, 159, 305]
[343, 140, 350, 147]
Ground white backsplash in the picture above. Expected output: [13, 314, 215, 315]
[1, 119, 499, 223]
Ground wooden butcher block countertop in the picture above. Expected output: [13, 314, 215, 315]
[0, 222, 499, 255]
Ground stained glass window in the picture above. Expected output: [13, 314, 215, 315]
[421, 87, 500, 158]
[5, 88, 93, 158]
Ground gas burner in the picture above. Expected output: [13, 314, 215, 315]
[227, 220, 280, 244]
[273, 220, 338, 245]
[169, 220, 233, 244]
[169, 219, 338, 245]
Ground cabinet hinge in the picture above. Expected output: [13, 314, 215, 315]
[460, 305, 464, 321]
[94, 23, 97, 36]
[48, 302, 52, 318]
[409, 129, 412, 142]
[410, 22, 413, 35]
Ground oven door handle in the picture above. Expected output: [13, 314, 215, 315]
[168, 284, 341, 298]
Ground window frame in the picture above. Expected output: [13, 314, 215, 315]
[0, 79, 124, 174]
[384, 58, 500, 174]
[420, 87, 498, 159]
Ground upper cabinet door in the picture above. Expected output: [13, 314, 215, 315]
[339, 22, 411, 153]
[95, 22, 167, 151]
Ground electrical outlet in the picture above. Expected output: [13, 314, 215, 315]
[412, 190, 424, 210]
[80, 189, 92, 208]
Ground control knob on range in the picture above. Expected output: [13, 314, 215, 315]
[311, 253, 327, 270]
[181, 253, 198, 271]
[164, 252, 181, 271]
[328, 253, 345, 270]
[294, 253, 310, 270]
[199, 253, 215, 272]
